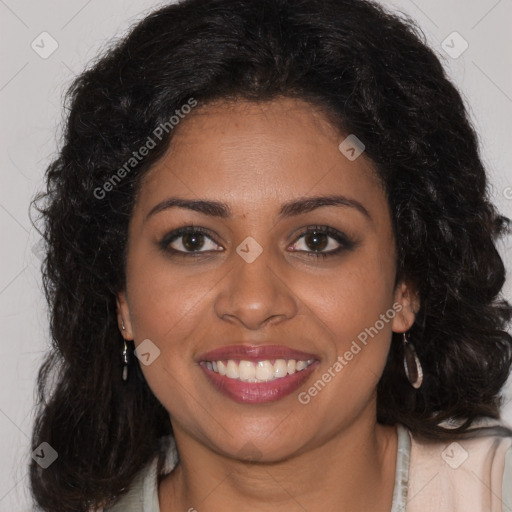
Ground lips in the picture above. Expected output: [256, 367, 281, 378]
[197, 344, 318, 363]
[197, 344, 320, 404]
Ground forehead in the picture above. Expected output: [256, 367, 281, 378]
[134, 97, 386, 221]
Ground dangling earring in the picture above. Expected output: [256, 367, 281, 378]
[403, 332, 423, 389]
[122, 340, 129, 381]
[121, 320, 129, 381]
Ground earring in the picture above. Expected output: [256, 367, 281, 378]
[122, 340, 129, 381]
[403, 332, 423, 389]
[121, 320, 126, 331]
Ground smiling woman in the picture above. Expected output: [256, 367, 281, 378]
[29, 0, 512, 511]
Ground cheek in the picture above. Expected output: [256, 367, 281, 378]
[125, 244, 216, 341]
[301, 250, 396, 335]
[124, 258, 209, 408]
[288, 270, 395, 430]
[295, 251, 396, 392]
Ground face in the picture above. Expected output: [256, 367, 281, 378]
[116, 97, 418, 461]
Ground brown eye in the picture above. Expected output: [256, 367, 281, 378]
[160, 226, 223, 255]
[289, 225, 355, 259]
[303, 231, 329, 252]
[180, 232, 206, 251]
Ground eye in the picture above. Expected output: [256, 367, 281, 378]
[288, 225, 354, 259]
[159, 224, 354, 260]
[159, 226, 223, 256]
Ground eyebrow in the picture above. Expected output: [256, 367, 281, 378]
[144, 194, 372, 223]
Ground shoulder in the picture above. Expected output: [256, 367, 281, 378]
[406, 421, 512, 512]
[99, 435, 179, 512]
[97, 456, 159, 512]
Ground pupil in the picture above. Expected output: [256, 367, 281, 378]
[183, 232, 204, 251]
[305, 231, 327, 251]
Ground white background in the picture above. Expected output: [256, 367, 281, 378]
[1, 0, 511, 509]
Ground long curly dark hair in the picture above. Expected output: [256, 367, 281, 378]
[29, 0, 512, 510]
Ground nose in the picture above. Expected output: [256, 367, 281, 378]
[214, 244, 298, 330]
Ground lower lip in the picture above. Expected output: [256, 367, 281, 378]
[199, 361, 320, 404]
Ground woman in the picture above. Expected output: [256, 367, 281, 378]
[29, 0, 512, 511]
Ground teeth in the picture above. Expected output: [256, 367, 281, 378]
[226, 360, 239, 379]
[296, 360, 307, 371]
[239, 360, 256, 380]
[273, 359, 288, 378]
[205, 358, 314, 382]
[257, 360, 275, 380]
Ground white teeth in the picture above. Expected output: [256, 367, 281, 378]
[255, 360, 274, 380]
[206, 358, 314, 382]
[273, 359, 288, 378]
[296, 360, 307, 371]
[226, 360, 239, 379]
[239, 360, 256, 380]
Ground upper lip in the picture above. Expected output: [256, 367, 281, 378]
[197, 344, 319, 363]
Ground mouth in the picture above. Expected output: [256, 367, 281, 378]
[203, 358, 315, 382]
[197, 344, 320, 404]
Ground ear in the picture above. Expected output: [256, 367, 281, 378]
[116, 290, 135, 340]
[391, 280, 420, 333]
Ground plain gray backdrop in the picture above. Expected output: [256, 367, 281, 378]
[1, 0, 511, 509]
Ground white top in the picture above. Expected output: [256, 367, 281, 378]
[101, 424, 512, 512]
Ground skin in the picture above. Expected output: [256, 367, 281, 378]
[116, 97, 420, 512]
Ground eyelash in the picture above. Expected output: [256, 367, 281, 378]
[158, 224, 354, 260]
[292, 225, 355, 259]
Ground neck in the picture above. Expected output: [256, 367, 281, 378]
[158, 416, 398, 512]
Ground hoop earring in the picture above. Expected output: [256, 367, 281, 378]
[403, 332, 423, 389]
[122, 340, 129, 381]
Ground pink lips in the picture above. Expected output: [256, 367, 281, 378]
[197, 344, 320, 404]
[198, 344, 318, 363]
